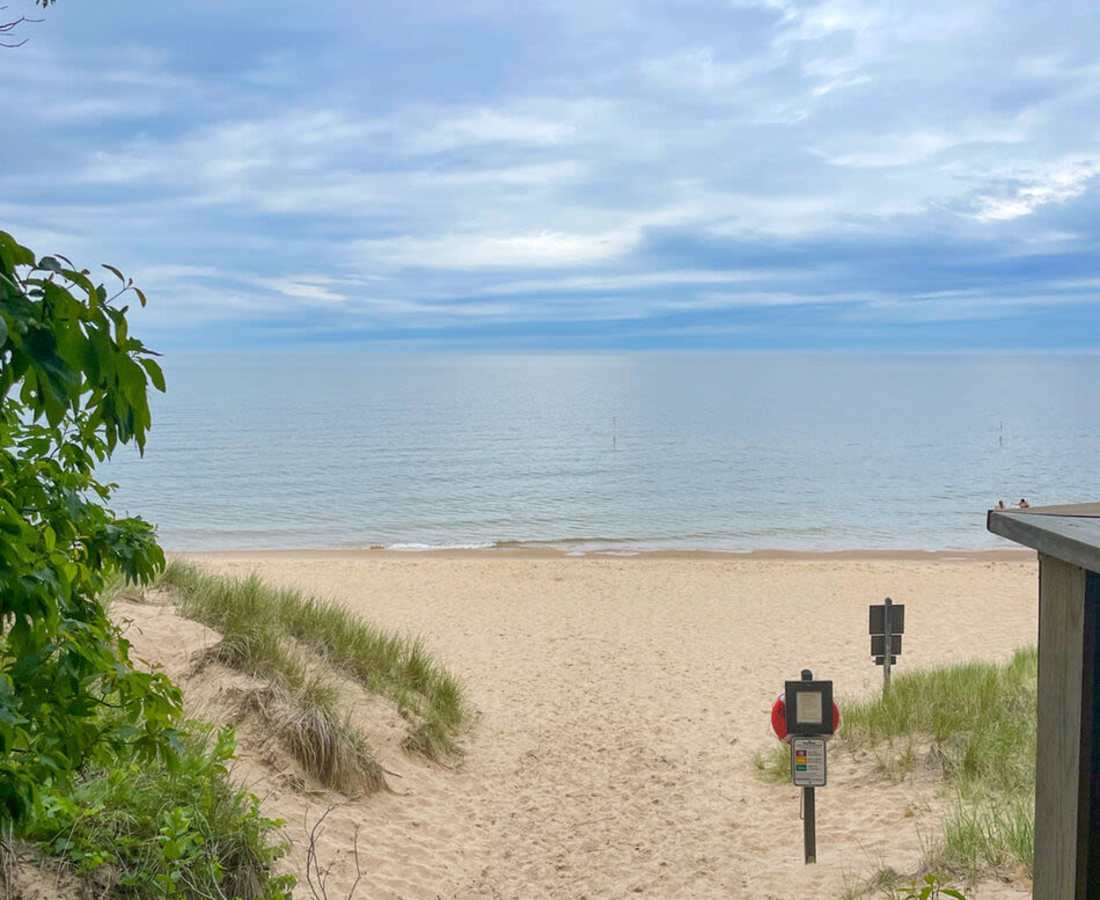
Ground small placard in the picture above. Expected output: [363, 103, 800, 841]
[871, 634, 903, 657]
[869, 603, 905, 636]
[791, 736, 827, 787]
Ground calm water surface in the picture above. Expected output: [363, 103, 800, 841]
[100, 351, 1100, 552]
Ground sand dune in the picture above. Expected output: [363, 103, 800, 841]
[147, 552, 1037, 899]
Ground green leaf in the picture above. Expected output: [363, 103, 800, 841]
[140, 357, 166, 392]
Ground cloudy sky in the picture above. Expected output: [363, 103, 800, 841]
[4, 0, 1100, 349]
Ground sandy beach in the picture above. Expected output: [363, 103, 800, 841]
[141, 550, 1038, 899]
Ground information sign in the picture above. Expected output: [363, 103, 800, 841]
[791, 736, 827, 787]
[871, 634, 902, 657]
[869, 602, 905, 635]
[869, 598, 906, 689]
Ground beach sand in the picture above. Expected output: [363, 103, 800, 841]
[160, 551, 1037, 899]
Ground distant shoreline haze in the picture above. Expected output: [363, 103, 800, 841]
[99, 351, 1100, 553]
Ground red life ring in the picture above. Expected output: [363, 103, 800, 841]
[770, 693, 841, 743]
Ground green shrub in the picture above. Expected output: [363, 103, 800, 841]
[24, 724, 294, 899]
[1, 231, 181, 822]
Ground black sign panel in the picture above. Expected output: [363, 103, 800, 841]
[874, 655, 898, 666]
[871, 634, 903, 657]
[784, 679, 835, 737]
[869, 603, 905, 635]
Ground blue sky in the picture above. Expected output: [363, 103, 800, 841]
[4, 0, 1100, 349]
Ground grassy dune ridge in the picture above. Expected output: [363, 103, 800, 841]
[159, 560, 467, 768]
[842, 648, 1036, 878]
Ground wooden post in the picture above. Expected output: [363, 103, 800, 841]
[1034, 554, 1100, 899]
[985, 504, 1100, 898]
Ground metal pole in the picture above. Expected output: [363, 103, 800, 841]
[803, 786, 816, 864]
[883, 597, 892, 695]
[798, 667, 816, 864]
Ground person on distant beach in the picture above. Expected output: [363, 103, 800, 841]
[1018, 498, 1030, 509]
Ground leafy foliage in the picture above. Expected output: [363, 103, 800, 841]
[24, 724, 294, 899]
[0, 230, 181, 822]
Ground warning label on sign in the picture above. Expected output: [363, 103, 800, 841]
[791, 736, 827, 787]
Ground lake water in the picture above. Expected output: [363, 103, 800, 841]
[100, 351, 1100, 552]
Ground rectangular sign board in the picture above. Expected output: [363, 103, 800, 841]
[874, 655, 898, 666]
[869, 603, 905, 635]
[791, 736, 827, 787]
[784, 679, 835, 737]
[871, 634, 903, 656]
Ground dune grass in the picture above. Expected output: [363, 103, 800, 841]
[160, 561, 466, 762]
[841, 648, 1037, 881]
[752, 742, 791, 782]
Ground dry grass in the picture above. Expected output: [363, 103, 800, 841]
[238, 686, 386, 796]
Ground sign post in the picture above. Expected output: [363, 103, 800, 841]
[869, 598, 905, 694]
[792, 735, 826, 862]
[883, 598, 892, 691]
[771, 669, 839, 864]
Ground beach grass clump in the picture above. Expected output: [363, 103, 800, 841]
[238, 685, 385, 796]
[752, 743, 791, 783]
[185, 594, 385, 792]
[160, 560, 466, 760]
[839, 647, 1037, 880]
[21, 724, 294, 899]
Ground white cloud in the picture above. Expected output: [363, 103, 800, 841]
[247, 276, 349, 304]
[481, 269, 776, 295]
[974, 158, 1100, 222]
[409, 109, 576, 152]
[354, 228, 638, 270]
[822, 131, 957, 169]
[642, 47, 768, 92]
[431, 161, 584, 186]
[137, 264, 224, 282]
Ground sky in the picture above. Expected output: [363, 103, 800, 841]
[3, 0, 1100, 350]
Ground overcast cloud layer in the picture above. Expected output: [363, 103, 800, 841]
[4, 0, 1100, 348]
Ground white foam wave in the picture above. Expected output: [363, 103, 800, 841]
[385, 542, 496, 551]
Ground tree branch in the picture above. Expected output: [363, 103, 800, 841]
[0, 5, 46, 48]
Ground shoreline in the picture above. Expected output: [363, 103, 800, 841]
[174, 546, 1034, 562]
